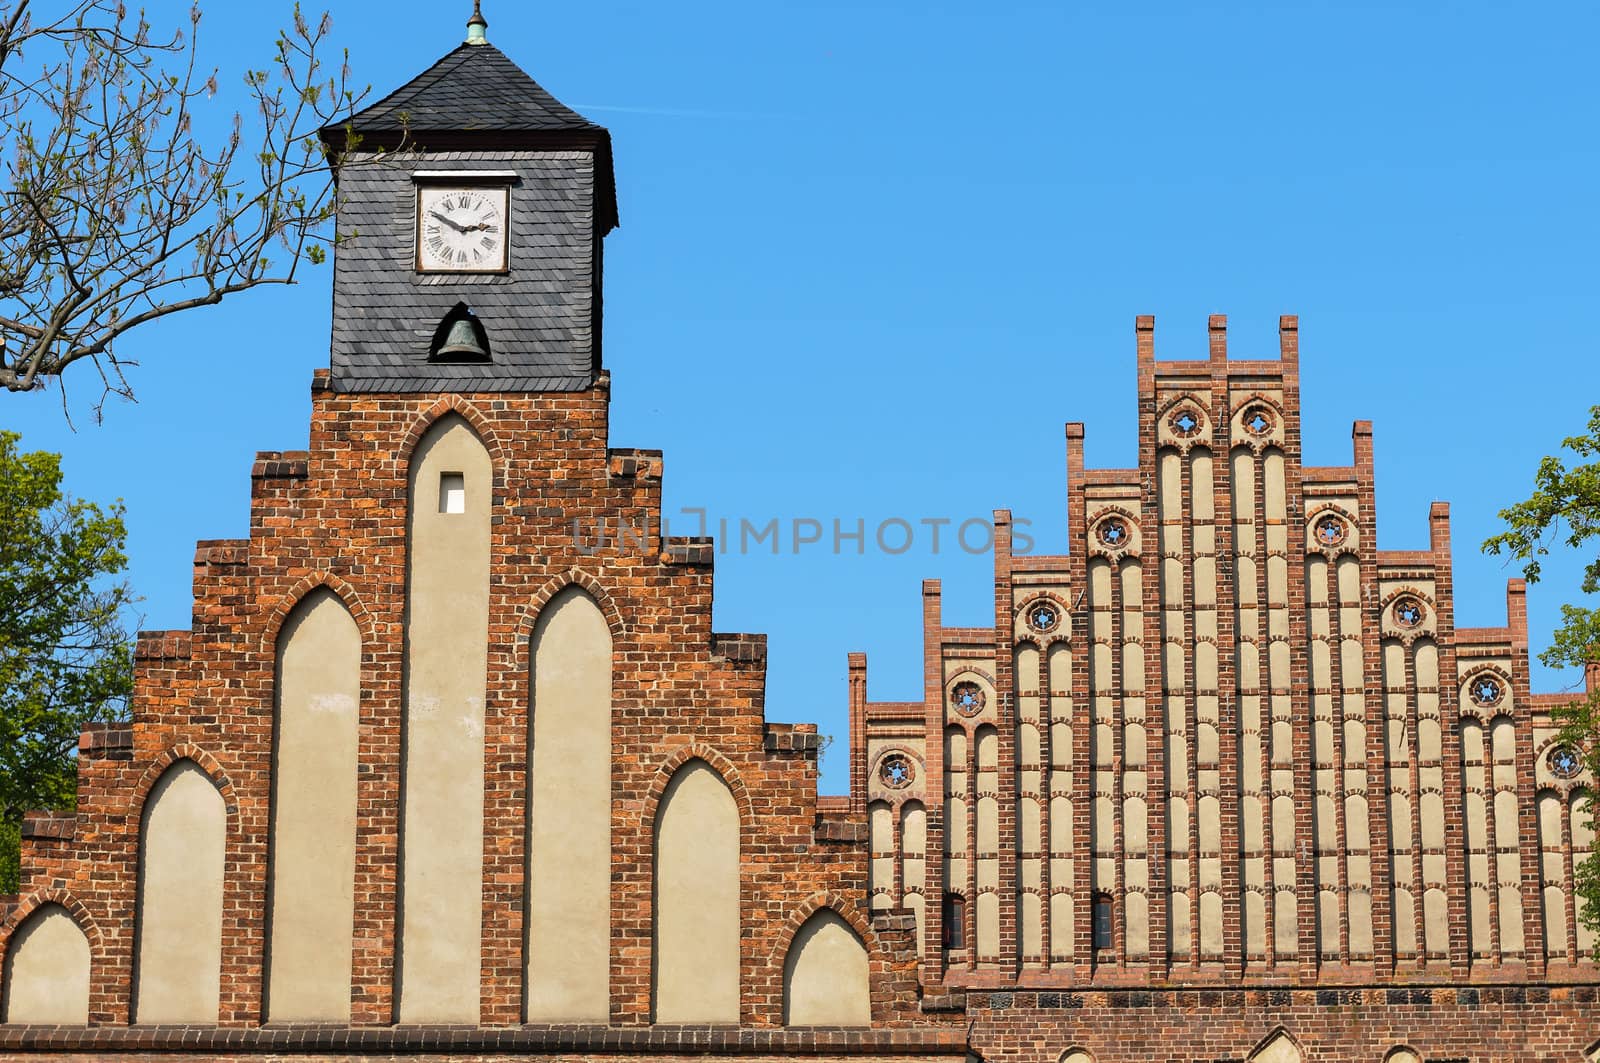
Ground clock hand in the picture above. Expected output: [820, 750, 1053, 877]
[429, 210, 468, 232]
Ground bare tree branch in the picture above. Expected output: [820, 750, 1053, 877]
[0, 1, 398, 420]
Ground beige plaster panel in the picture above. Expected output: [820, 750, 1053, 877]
[1545, 884, 1568, 956]
[267, 590, 360, 1021]
[1016, 643, 1041, 697]
[901, 802, 926, 946]
[1251, 1031, 1302, 1063]
[398, 416, 491, 1023]
[1050, 889, 1074, 960]
[947, 798, 968, 857]
[1244, 888, 1265, 954]
[526, 588, 612, 1021]
[976, 795, 999, 854]
[1199, 891, 1223, 955]
[1350, 890, 1373, 954]
[1124, 889, 1149, 957]
[782, 911, 869, 1026]
[654, 760, 739, 1023]
[2, 905, 89, 1023]
[1394, 888, 1417, 954]
[1434, 887, 1464, 952]
[1049, 795, 1072, 855]
[1021, 891, 1042, 958]
[1275, 886, 1299, 956]
[134, 761, 225, 1022]
[1500, 885, 1526, 953]
[1169, 891, 1190, 957]
[976, 893, 999, 957]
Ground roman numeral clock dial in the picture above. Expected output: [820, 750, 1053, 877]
[417, 185, 509, 272]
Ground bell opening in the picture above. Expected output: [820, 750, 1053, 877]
[429, 303, 493, 364]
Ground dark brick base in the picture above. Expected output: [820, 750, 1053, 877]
[967, 987, 1600, 1062]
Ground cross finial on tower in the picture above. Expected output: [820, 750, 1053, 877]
[466, 1, 488, 45]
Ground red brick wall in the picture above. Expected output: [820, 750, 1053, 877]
[0, 373, 927, 1030]
[967, 987, 1599, 1062]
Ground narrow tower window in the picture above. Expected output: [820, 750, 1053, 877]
[439, 472, 465, 514]
[1093, 893, 1114, 950]
[942, 893, 966, 949]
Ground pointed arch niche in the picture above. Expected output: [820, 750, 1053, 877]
[133, 760, 226, 1023]
[652, 758, 739, 1022]
[266, 588, 361, 1021]
[2, 903, 90, 1023]
[782, 909, 870, 1026]
[525, 585, 613, 1021]
[397, 412, 492, 1023]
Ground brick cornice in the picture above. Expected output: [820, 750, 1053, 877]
[0, 1024, 973, 1055]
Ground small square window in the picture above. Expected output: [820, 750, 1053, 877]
[439, 472, 465, 514]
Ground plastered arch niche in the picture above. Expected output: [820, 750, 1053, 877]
[1249, 1031, 1303, 1063]
[782, 910, 870, 1026]
[2, 904, 90, 1023]
[525, 586, 612, 1021]
[266, 589, 361, 1021]
[652, 758, 739, 1022]
[133, 760, 226, 1022]
[398, 413, 492, 1023]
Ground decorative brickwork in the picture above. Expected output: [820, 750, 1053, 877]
[0, 19, 1595, 1060]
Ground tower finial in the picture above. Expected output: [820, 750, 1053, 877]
[466, 1, 488, 45]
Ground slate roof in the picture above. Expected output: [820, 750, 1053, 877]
[322, 43, 617, 394]
[333, 43, 605, 136]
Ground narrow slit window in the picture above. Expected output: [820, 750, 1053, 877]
[1093, 893, 1113, 950]
[941, 893, 966, 950]
[439, 472, 465, 514]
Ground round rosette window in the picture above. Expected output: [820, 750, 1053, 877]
[1391, 596, 1425, 630]
[1241, 404, 1275, 437]
[1095, 516, 1131, 550]
[1467, 673, 1504, 708]
[1549, 745, 1582, 781]
[951, 680, 986, 718]
[1026, 600, 1061, 634]
[879, 752, 916, 789]
[1169, 407, 1203, 438]
[1313, 514, 1348, 549]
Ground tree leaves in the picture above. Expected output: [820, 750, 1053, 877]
[1484, 403, 1600, 933]
[0, 429, 133, 887]
[0, 1, 384, 420]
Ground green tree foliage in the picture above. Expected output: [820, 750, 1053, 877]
[1485, 404, 1600, 931]
[0, 429, 133, 891]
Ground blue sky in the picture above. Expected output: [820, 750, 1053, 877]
[7, 1, 1598, 794]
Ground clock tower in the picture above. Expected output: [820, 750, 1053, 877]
[319, 4, 616, 393]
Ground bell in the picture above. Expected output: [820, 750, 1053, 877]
[435, 317, 489, 361]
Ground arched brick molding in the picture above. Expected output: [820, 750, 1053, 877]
[651, 757, 741, 1022]
[1247, 1027, 1304, 1063]
[258, 572, 376, 655]
[132, 757, 228, 1023]
[513, 568, 627, 654]
[769, 892, 881, 974]
[641, 745, 752, 833]
[394, 395, 505, 473]
[777, 901, 873, 1027]
[0, 896, 96, 1024]
[132, 747, 237, 819]
[0, 890, 102, 999]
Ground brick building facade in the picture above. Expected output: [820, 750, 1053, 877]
[0, 15, 1595, 1063]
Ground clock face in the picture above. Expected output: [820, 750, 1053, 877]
[417, 185, 509, 272]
